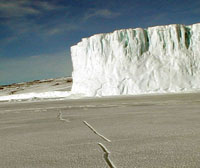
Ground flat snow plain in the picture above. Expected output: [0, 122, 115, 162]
[1, 91, 200, 168]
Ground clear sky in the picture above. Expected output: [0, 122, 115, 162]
[0, 0, 200, 85]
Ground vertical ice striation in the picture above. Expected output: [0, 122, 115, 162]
[71, 23, 200, 96]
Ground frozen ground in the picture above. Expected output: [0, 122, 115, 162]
[1, 93, 200, 168]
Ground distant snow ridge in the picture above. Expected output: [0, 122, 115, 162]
[71, 23, 200, 96]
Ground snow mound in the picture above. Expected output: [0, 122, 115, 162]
[71, 23, 200, 96]
[0, 77, 76, 102]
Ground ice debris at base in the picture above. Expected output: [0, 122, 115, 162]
[0, 91, 83, 102]
[71, 23, 200, 96]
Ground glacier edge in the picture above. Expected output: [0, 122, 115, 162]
[71, 23, 200, 97]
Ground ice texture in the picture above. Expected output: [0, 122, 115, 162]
[71, 23, 200, 96]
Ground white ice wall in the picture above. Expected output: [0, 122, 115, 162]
[71, 23, 200, 96]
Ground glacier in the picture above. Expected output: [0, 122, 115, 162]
[71, 23, 200, 96]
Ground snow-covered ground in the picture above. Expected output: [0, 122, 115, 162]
[0, 77, 83, 102]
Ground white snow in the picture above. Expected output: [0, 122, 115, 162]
[0, 91, 83, 102]
[71, 23, 200, 96]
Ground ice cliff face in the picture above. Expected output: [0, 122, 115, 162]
[71, 23, 200, 96]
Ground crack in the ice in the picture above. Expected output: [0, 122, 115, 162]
[57, 111, 70, 122]
[98, 143, 116, 168]
[83, 120, 111, 142]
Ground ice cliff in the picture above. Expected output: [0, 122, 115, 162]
[71, 23, 200, 96]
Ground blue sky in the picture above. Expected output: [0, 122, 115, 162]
[0, 0, 200, 85]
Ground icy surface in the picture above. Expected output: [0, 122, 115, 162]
[71, 23, 200, 96]
[0, 91, 71, 101]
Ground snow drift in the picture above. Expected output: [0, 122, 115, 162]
[0, 91, 84, 102]
[71, 23, 200, 96]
